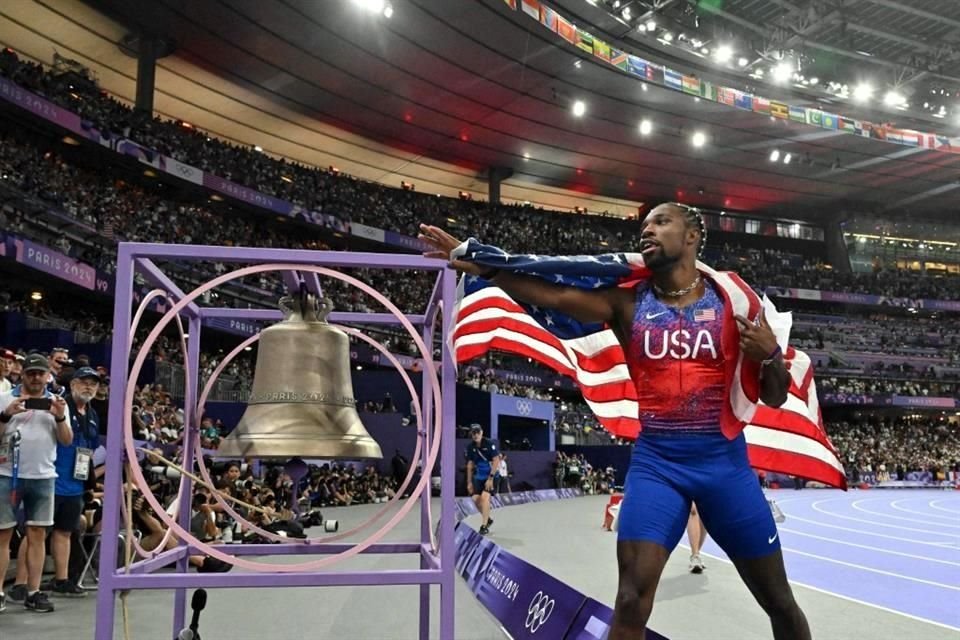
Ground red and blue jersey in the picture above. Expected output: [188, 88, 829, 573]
[626, 281, 726, 434]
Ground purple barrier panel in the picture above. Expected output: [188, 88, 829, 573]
[454, 495, 670, 640]
[349, 222, 386, 243]
[892, 395, 958, 408]
[456, 521, 587, 639]
[202, 173, 291, 213]
[453, 522, 498, 593]
[201, 316, 262, 337]
[13, 237, 97, 289]
[456, 497, 480, 521]
[0, 77, 84, 134]
[384, 229, 430, 252]
[566, 597, 670, 640]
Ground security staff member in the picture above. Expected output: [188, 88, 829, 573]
[464, 424, 501, 535]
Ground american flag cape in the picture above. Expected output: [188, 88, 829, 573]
[451, 239, 847, 489]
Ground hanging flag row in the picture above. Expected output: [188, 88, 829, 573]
[503, 0, 959, 153]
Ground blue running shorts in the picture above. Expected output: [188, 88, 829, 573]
[617, 432, 781, 559]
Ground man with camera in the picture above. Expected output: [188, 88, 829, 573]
[0, 353, 73, 613]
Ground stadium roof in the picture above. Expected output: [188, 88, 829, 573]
[45, 0, 960, 220]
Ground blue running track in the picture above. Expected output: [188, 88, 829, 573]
[692, 489, 960, 631]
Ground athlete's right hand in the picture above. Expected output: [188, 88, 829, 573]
[418, 224, 485, 275]
[467, 482, 474, 494]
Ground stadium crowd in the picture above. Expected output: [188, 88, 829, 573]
[830, 416, 960, 483]
[2, 47, 960, 303]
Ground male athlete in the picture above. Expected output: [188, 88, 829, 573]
[464, 424, 500, 535]
[420, 203, 810, 640]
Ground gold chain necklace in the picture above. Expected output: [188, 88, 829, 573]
[653, 275, 702, 298]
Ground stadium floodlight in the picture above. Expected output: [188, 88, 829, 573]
[772, 61, 793, 83]
[853, 83, 874, 103]
[352, 0, 385, 12]
[883, 90, 905, 107]
[714, 45, 733, 64]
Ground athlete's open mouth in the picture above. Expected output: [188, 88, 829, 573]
[640, 240, 660, 254]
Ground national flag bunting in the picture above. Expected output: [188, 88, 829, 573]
[520, 0, 540, 19]
[717, 87, 736, 106]
[700, 81, 717, 101]
[752, 97, 771, 115]
[593, 38, 611, 61]
[451, 239, 848, 489]
[513, 0, 960, 159]
[682, 75, 701, 95]
[626, 55, 648, 78]
[645, 64, 664, 84]
[770, 101, 789, 119]
[664, 68, 683, 91]
[575, 28, 594, 53]
[556, 15, 576, 43]
[539, 5, 559, 30]
[610, 48, 628, 70]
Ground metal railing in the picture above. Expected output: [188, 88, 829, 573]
[154, 361, 247, 402]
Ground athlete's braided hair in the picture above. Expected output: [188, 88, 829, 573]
[669, 202, 707, 258]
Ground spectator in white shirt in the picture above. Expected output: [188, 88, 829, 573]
[0, 354, 73, 613]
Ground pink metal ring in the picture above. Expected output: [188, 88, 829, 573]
[122, 263, 444, 572]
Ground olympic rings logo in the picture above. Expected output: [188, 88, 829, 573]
[524, 590, 555, 634]
[516, 400, 532, 416]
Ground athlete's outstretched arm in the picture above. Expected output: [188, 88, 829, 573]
[418, 224, 620, 325]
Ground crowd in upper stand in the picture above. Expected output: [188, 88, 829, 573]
[2, 48, 960, 303]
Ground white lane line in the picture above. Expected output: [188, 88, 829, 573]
[852, 499, 960, 529]
[783, 547, 960, 591]
[891, 499, 960, 522]
[778, 527, 960, 567]
[780, 512, 957, 548]
[930, 500, 960, 515]
[811, 500, 960, 538]
[677, 543, 960, 633]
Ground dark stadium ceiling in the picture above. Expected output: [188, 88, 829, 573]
[580, 0, 960, 127]
[84, 0, 960, 221]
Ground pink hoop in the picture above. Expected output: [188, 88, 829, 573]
[191, 325, 427, 546]
[122, 263, 444, 572]
[120, 289, 190, 559]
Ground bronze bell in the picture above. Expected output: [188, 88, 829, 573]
[217, 294, 382, 460]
